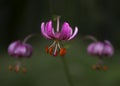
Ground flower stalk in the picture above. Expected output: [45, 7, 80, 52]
[23, 34, 36, 43]
[61, 57, 74, 86]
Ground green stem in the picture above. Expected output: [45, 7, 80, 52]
[61, 57, 74, 86]
[49, 0, 54, 15]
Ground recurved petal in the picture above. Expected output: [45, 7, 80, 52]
[41, 22, 52, 39]
[13, 44, 27, 57]
[68, 27, 78, 40]
[59, 22, 72, 40]
[45, 20, 55, 38]
[103, 40, 114, 57]
[93, 42, 104, 56]
[23, 44, 33, 57]
[87, 43, 96, 55]
[8, 40, 21, 56]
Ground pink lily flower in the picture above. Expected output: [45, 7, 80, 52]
[41, 17, 78, 56]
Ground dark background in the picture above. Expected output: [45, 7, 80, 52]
[0, 0, 120, 86]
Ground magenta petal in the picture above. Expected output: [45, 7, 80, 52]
[8, 40, 33, 58]
[68, 27, 78, 40]
[45, 20, 55, 38]
[23, 44, 33, 57]
[93, 42, 104, 56]
[14, 44, 26, 57]
[8, 40, 21, 56]
[41, 22, 52, 39]
[87, 43, 96, 55]
[59, 22, 72, 40]
[103, 40, 114, 57]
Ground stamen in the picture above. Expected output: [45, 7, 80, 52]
[46, 41, 56, 54]
[46, 46, 49, 53]
[96, 64, 102, 70]
[14, 64, 20, 73]
[91, 64, 97, 70]
[91, 64, 102, 70]
[49, 47, 53, 55]
[53, 44, 58, 56]
[60, 48, 66, 56]
[22, 67, 27, 73]
[57, 42, 61, 49]
[97, 58, 103, 65]
[14, 61, 21, 73]
[48, 41, 56, 49]
[102, 65, 108, 71]
[8, 64, 13, 71]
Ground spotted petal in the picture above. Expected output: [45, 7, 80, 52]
[59, 22, 72, 40]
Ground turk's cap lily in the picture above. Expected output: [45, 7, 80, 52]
[87, 40, 114, 57]
[41, 17, 78, 56]
[8, 40, 33, 58]
[41, 20, 78, 40]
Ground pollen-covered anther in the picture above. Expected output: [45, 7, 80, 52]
[45, 46, 53, 55]
[60, 48, 66, 56]
[22, 67, 27, 74]
[102, 65, 108, 71]
[49, 47, 53, 55]
[91, 64, 102, 70]
[46, 46, 49, 53]
[8, 64, 13, 71]
[91, 64, 96, 70]
[14, 65, 20, 73]
[96, 65, 102, 70]
[53, 51, 58, 56]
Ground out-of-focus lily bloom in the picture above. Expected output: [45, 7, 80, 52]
[87, 40, 114, 57]
[8, 36, 33, 73]
[8, 40, 33, 58]
[86, 36, 114, 71]
[41, 17, 78, 56]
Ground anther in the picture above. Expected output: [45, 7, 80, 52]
[49, 47, 53, 55]
[22, 67, 27, 73]
[53, 51, 58, 56]
[102, 65, 108, 71]
[8, 64, 13, 71]
[14, 65, 20, 73]
[46, 46, 49, 53]
[96, 64, 102, 70]
[91, 64, 97, 70]
[60, 48, 66, 56]
[91, 64, 101, 70]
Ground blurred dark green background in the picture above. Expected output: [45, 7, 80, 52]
[0, 0, 120, 86]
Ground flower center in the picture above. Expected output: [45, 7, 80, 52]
[45, 39, 66, 56]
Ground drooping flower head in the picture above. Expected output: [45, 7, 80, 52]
[41, 16, 78, 56]
[85, 36, 114, 71]
[87, 40, 114, 57]
[8, 40, 33, 58]
[8, 34, 34, 73]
